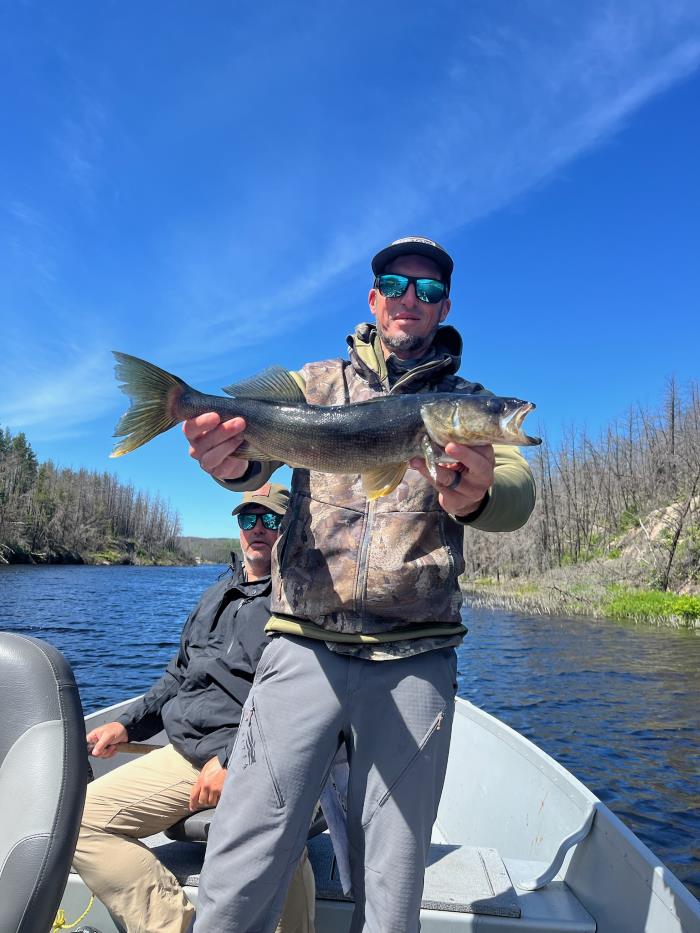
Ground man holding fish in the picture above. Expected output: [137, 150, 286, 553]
[111, 236, 537, 931]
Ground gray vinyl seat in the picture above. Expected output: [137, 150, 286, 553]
[165, 802, 328, 843]
[0, 632, 88, 933]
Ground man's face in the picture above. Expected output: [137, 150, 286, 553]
[238, 505, 281, 578]
[368, 254, 451, 359]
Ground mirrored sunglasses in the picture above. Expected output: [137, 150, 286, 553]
[375, 273, 448, 304]
[237, 511, 282, 531]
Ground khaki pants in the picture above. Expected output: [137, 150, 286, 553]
[73, 744, 315, 933]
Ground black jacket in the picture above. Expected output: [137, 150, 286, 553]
[117, 555, 272, 768]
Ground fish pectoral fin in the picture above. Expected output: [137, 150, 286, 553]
[362, 463, 408, 500]
[234, 440, 276, 462]
[420, 434, 442, 483]
[420, 435, 456, 481]
[222, 367, 303, 402]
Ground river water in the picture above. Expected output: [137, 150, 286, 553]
[2, 563, 698, 900]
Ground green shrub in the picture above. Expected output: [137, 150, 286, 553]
[604, 587, 700, 621]
[618, 506, 640, 532]
[673, 595, 700, 619]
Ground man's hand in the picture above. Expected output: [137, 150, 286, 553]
[86, 721, 128, 759]
[189, 756, 227, 811]
[182, 413, 250, 480]
[410, 443, 495, 518]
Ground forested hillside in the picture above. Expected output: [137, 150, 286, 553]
[464, 380, 700, 598]
[0, 427, 187, 564]
[180, 537, 241, 565]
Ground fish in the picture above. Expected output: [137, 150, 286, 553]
[110, 352, 541, 499]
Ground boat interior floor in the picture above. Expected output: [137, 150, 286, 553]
[66, 828, 595, 932]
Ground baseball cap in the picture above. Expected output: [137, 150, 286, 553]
[231, 483, 290, 517]
[371, 236, 454, 288]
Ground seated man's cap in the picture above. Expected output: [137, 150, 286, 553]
[371, 236, 454, 288]
[231, 483, 290, 517]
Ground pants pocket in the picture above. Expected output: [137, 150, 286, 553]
[361, 706, 447, 828]
[241, 699, 285, 809]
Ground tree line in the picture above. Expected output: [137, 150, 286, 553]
[464, 379, 700, 593]
[0, 427, 185, 563]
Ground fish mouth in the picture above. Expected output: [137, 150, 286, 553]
[500, 402, 541, 445]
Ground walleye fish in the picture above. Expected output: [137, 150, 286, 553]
[111, 352, 541, 499]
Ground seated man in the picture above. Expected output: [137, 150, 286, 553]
[73, 484, 314, 933]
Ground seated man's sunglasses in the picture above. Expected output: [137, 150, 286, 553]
[237, 511, 282, 531]
[374, 274, 448, 304]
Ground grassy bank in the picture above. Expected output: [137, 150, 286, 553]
[462, 557, 700, 629]
[1, 541, 193, 567]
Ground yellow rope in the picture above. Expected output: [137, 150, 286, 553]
[52, 894, 94, 929]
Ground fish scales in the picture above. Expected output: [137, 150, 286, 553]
[177, 393, 428, 473]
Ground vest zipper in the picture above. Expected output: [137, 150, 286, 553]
[354, 497, 377, 616]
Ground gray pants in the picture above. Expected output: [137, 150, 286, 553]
[194, 635, 457, 933]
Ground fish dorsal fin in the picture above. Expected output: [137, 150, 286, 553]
[222, 366, 301, 402]
[362, 462, 408, 500]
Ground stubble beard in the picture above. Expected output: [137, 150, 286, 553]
[242, 543, 271, 580]
[377, 319, 440, 356]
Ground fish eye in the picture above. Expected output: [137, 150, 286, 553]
[485, 398, 506, 414]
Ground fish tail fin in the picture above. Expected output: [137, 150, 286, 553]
[110, 352, 189, 457]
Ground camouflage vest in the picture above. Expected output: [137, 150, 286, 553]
[271, 356, 479, 636]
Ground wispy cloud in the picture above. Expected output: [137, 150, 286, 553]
[1, 344, 116, 439]
[4, 200, 62, 289]
[52, 92, 107, 213]
[159, 2, 700, 363]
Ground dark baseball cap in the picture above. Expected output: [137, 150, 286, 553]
[371, 236, 454, 288]
[231, 483, 290, 517]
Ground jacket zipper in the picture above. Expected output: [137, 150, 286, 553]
[354, 496, 376, 616]
[353, 357, 449, 617]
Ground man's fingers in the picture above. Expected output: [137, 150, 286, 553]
[183, 415, 246, 449]
[198, 440, 247, 477]
[189, 784, 218, 811]
[409, 451, 490, 517]
[90, 732, 113, 756]
[182, 416, 249, 479]
[182, 412, 223, 441]
[409, 458, 463, 486]
[444, 443, 495, 480]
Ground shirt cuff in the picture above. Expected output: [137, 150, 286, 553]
[451, 490, 491, 524]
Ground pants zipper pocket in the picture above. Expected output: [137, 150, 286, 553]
[251, 702, 285, 809]
[377, 708, 445, 810]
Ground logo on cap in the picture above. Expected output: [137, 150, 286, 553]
[393, 236, 438, 248]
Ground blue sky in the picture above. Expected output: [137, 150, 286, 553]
[2, 1, 699, 537]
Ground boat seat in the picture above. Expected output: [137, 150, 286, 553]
[164, 807, 216, 842]
[309, 832, 522, 918]
[165, 802, 328, 843]
[0, 632, 88, 933]
[309, 833, 596, 932]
